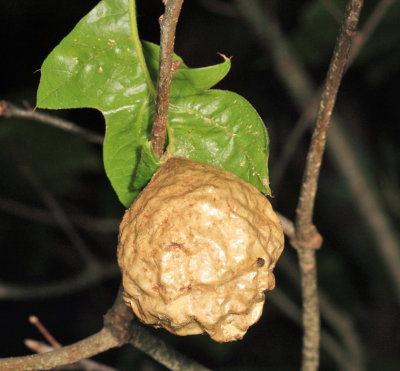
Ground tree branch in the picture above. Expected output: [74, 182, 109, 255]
[237, 0, 363, 369]
[292, 2, 363, 370]
[25, 340, 117, 371]
[295, 0, 362, 242]
[0, 101, 103, 145]
[0, 328, 119, 370]
[277, 255, 364, 370]
[270, 289, 359, 371]
[0, 288, 130, 370]
[249, 0, 395, 192]
[0, 285, 210, 370]
[151, 0, 185, 158]
[237, 0, 400, 302]
[129, 322, 210, 371]
[277, 213, 364, 370]
[25, 316, 118, 371]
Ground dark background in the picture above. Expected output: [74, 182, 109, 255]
[1, 0, 399, 370]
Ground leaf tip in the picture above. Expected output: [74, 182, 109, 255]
[217, 52, 231, 62]
[262, 178, 271, 195]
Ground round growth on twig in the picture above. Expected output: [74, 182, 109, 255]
[118, 158, 284, 342]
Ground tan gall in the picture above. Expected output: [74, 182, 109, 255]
[117, 158, 284, 342]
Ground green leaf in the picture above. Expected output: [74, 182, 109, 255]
[168, 90, 270, 194]
[142, 41, 231, 97]
[37, 0, 270, 207]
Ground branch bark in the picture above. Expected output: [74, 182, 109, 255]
[295, 0, 363, 242]
[129, 322, 210, 371]
[0, 328, 120, 370]
[0, 288, 131, 370]
[151, 0, 185, 158]
[238, 0, 363, 369]
[270, 288, 360, 371]
[277, 213, 364, 370]
[237, 0, 400, 303]
[0, 286, 210, 370]
[292, 2, 363, 370]
[25, 340, 117, 371]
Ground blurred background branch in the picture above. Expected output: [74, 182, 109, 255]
[0, 101, 103, 145]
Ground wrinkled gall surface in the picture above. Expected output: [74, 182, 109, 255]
[118, 158, 284, 342]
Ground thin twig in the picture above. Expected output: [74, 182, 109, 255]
[276, 214, 364, 369]
[29, 316, 62, 349]
[239, 0, 363, 368]
[27, 318, 118, 371]
[25, 340, 117, 371]
[277, 212, 295, 239]
[292, 2, 363, 370]
[129, 322, 210, 371]
[151, 0, 185, 158]
[272, 0, 396, 189]
[0, 328, 119, 370]
[318, 292, 364, 369]
[0, 288, 129, 370]
[278, 254, 364, 370]
[295, 0, 362, 243]
[0, 286, 210, 370]
[0, 100, 103, 145]
[248, 0, 400, 301]
[279, 214, 364, 361]
[269, 289, 358, 371]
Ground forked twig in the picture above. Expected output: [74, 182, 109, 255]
[26, 316, 118, 371]
[0, 288, 130, 370]
[29, 316, 61, 349]
[0, 286, 210, 370]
